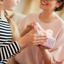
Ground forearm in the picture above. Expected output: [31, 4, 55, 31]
[20, 26, 33, 37]
[20, 29, 27, 37]
[40, 48, 51, 64]
[0, 41, 20, 61]
[0, 36, 28, 61]
[7, 56, 19, 64]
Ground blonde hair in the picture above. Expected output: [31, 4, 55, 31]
[4, 10, 20, 42]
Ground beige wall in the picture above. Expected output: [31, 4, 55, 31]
[15, 0, 40, 14]
[14, 0, 64, 20]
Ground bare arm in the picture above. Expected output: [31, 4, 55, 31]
[39, 46, 51, 64]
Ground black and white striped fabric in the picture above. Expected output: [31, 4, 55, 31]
[0, 18, 20, 64]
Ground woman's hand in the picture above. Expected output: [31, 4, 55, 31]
[17, 28, 48, 48]
[27, 22, 46, 33]
[38, 36, 49, 49]
[27, 22, 37, 32]
[20, 29, 28, 37]
[20, 22, 37, 37]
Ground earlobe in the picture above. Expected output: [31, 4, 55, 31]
[0, 0, 4, 4]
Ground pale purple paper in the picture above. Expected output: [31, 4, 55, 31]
[36, 32, 56, 49]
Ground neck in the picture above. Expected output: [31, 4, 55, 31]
[0, 9, 4, 18]
[41, 10, 56, 19]
[0, 8, 7, 21]
[39, 10, 58, 23]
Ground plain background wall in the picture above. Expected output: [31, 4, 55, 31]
[14, 0, 64, 20]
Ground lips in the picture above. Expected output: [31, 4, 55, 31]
[41, 0, 46, 5]
[41, 0, 48, 5]
[42, 1, 46, 4]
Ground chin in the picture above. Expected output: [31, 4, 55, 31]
[40, 5, 44, 9]
[6, 8, 15, 11]
[40, 6, 49, 11]
[8, 8, 15, 11]
[6, 10, 13, 11]
[40, 7, 45, 10]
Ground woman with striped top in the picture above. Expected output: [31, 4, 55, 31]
[0, 0, 47, 64]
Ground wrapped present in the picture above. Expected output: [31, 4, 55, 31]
[34, 22, 56, 49]
[36, 32, 56, 49]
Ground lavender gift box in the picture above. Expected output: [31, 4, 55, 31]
[36, 32, 56, 49]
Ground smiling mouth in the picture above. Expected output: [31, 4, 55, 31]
[41, 0, 48, 5]
[41, 1, 46, 4]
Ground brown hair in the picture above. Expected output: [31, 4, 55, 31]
[55, 0, 63, 11]
[4, 10, 20, 42]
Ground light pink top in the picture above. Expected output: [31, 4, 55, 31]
[15, 12, 64, 64]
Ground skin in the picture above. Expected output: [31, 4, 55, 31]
[39, 0, 63, 64]
[39, 0, 63, 23]
[0, 0, 48, 49]
[0, 0, 48, 64]
[26, 0, 63, 64]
